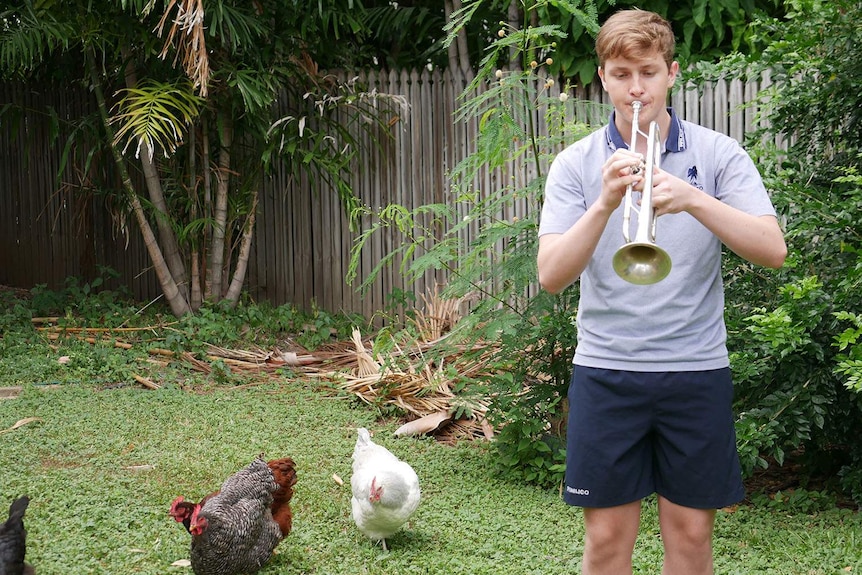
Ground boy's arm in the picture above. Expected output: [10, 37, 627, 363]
[650, 170, 787, 269]
[538, 149, 644, 293]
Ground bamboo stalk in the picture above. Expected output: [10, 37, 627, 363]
[132, 373, 160, 390]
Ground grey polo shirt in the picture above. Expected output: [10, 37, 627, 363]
[539, 108, 777, 371]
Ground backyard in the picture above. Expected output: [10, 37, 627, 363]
[0, 287, 860, 575]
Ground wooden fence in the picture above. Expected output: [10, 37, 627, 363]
[0, 68, 777, 318]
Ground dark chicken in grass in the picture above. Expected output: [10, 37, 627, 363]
[0, 495, 34, 575]
[170, 457, 297, 575]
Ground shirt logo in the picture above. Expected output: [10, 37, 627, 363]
[687, 166, 704, 190]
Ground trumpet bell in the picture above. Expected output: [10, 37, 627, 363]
[612, 242, 672, 285]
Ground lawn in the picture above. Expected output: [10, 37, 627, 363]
[1, 379, 861, 575]
[0, 285, 860, 574]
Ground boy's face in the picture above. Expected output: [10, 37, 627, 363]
[599, 49, 678, 126]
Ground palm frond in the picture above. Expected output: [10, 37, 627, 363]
[155, 0, 209, 96]
[0, 6, 76, 76]
[110, 79, 203, 161]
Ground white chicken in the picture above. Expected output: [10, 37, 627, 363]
[350, 427, 420, 551]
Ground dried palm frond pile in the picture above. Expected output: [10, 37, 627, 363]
[330, 286, 495, 441]
[410, 285, 474, 342]
[336, 328, 494, 441]
[28, 287, 497, 441]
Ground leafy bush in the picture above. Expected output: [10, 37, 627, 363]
[699, 0, 862, 503]
[352, 0, 862, 503]
[28, 268, 135, 325]
[350, 4, 608, 487]
[749, 488, 838, 514]
[161, 299, 366, 353]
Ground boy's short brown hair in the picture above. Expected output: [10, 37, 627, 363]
[595, 9, 675, 69]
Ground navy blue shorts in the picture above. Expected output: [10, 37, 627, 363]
[562, 366, 745, 509]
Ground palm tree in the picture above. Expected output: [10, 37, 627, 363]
[1, 0, 389, 316]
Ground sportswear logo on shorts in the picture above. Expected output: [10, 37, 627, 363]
[565, 486, 590, 496]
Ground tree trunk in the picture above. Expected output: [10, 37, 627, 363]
[508, 1, 522, 69]
[201, 116, 213, 299]
[224, 189, 258, 305]
[444, 0, 472, 73]
[207, 109, 232, 300]
[453, 0, 471, 73]
[188, 128, 202, 309]
[121, 50, 189, 300]
[86, 50, 191, 317]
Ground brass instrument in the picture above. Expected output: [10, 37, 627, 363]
[612, 100, 672, 285]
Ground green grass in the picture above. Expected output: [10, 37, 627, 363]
[0, 380, 860, 575]
[1, 289, 861, 574]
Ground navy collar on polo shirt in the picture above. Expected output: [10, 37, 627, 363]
[606, 107, 686, 153]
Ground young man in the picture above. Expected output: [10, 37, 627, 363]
[537, 9, 787, 575]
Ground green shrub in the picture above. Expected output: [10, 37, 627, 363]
[349, 3, 606, 487]
[705, 0, 862, 504]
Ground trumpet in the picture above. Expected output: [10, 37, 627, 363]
[612, 100, 672, 285]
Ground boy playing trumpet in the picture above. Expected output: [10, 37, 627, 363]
[537, 9, 787, 575]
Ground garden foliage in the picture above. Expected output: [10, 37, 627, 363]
[352, 0, 862, 505]
[351, 1, 607, 486]
[688, 0, 862, 503]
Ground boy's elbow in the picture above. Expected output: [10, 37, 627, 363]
[762, 242, 788, 269]
[538, 270, 568, 294]
[770, 245, 788, 269]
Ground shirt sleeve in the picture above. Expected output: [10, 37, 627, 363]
[539, 142, 589, 237]
[712, 133, 778, 218]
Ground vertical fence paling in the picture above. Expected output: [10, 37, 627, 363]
[0, 69, 779, 318]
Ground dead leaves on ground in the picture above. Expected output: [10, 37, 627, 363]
[28, 290, 494, 441]
[0, 417, 42, 434]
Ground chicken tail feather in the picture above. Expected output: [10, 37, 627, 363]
[268, 457, 297, 536]
[6, 496, 29, 524]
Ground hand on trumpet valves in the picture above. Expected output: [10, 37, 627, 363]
[600, 149, 645, 209]
[645, 167, 695, 217]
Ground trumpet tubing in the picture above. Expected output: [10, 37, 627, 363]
[612, 101, 672, 285]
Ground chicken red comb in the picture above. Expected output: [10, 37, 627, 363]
[169, 496, 186, 517]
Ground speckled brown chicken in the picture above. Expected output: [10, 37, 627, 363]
[171, 457, 297, 575]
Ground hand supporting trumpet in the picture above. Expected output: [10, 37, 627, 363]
[647, 168, 702, 217]
[601, 148, 696, 219]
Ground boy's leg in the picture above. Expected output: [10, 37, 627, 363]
[582, 501, 641, 575]
[657, 496, 716, 575]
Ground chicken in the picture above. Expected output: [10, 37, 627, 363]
[0, 495, 34, 575]
[350, 427, 420, 551]
[169, 492, 217, 534]
[170, 456, 297, 575]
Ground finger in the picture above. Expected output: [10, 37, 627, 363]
[651, 192, 671, 216]
[612, 157, 644, 178]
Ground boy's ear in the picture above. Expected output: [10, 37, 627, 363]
[668, 61, 679, 87]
